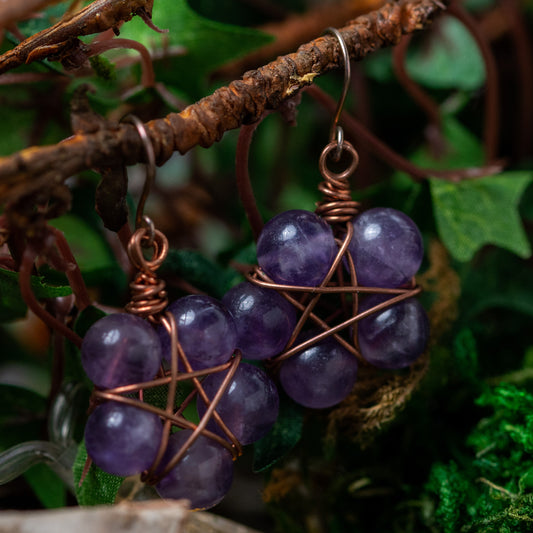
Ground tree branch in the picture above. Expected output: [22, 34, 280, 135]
[0, 0, 154, 74]
[0, 0, 448, 207]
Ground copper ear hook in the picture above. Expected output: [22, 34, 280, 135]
[322, 27, 351, 161]
[121, 114, 157, 236]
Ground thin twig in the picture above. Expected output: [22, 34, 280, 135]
[0, 0, 449, 205]
[235, 122, 265, 240]
[448, 1, 499, 163]
[19, 242, 83, 348]
[307, 85, 502, 182]
[0, 0, 155, 74]
[88, 37, 155, 87]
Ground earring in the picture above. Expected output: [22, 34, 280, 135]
[80, 116, 275, 511]
[78, 28, 429, 511]
[240, 27, 429, 410]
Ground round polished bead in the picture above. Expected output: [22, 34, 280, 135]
[279, 333, 358, 409]
[159, 295, 237, 370]
[85, 402, 163, 477]
[81, 313, 161, 388]
[155, 430, 233, 510]
[358, 295, 429, 369]
[222, 282, 297, 360]
[348, 207, 423, 288]
[257, 210, 338, 287]
[197, 362, 279, 445]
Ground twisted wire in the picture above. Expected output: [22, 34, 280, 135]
[315, 140, 361, 224]
[90, 224, 242, 488]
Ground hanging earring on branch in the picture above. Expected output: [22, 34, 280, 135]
[236, 28, 429, 413]
[79, 116, 284, 511]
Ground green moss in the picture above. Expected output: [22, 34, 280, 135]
[426, 385, 533, 532]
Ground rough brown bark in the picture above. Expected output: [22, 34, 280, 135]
[0, 0, 448, 205]
[0, 0, 154, 74]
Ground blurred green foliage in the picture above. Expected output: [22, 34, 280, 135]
[0, 0, 532, 530]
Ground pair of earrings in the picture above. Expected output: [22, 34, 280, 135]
[81, 28, 428, 510]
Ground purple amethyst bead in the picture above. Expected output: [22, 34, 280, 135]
[348, 207, 423, 288]
[81, 313, 161, 388]
[85, 402, 163, 477]
[279, 333, 358, 409]
[358, 295, 429, 369]
[197, 362, 279, 445]
[159, 295, 237, 370]
[155, 430, 233, 509]
[222, 282, 297, 360]
[257, 210, 338, 287]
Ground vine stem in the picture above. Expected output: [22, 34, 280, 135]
[0, 0, 449, 205]
[52, 227, 91, 311]
[236, 121, 265, 241]
[19, 241, 83, 349]
[87, 38, 155, 88]
[306, 85, 502, 182]
[392, 33, 446, 158]
[448, 1, 500, 163]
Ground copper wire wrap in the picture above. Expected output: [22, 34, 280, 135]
[92, 222, 243, 487]
[316, 139, 361, 224]
[124, 224, 169, 320]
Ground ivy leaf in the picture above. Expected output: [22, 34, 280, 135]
[73, 440, 124, 505]
[397, 117, 532, 262]
[160, 249, 239, 298]
[412, 117, 484, 170]
[364, 18, 485, 92]
[119, 0, 273, 97]
[253, 394, 304, 473]
[430, 172, 532, 262]
[49, 215, 119, 284]
[406, 17, 485, 91]
[0, 267, 72, 322]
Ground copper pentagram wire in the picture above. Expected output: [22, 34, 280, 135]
[90, 118, 243, 487]
[246, 27, 423, 372]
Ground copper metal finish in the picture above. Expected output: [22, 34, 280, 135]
[247, 27, 422, 371]
[316, 139, 361, 224]
[90, 117, 242, 488]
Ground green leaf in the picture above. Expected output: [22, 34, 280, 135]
[24, 463, 67, 509]
[64, 305, 106, 386]
[74, 305, 107, 338]
[0, 268, 72, 322]
[160, 249, 239, 298]
[253, 394, 304, 473]
[430, 172, 532, 262]
[406, 17, 486, 91]
[49, 215, 117, 282]
[364, 18, 485, 91]
[15, 3, 71, 39]
[412, 117, 484, 170]
[119, 0, 273, 97]
[73, 440, 124, 505]
[461, 249, 533, 320]
[0, 384, 47, 450]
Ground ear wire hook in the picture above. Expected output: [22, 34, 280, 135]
[323, 27, 351, 161]
[316, 27, 360, 225]
[121, 115, 156, 238]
